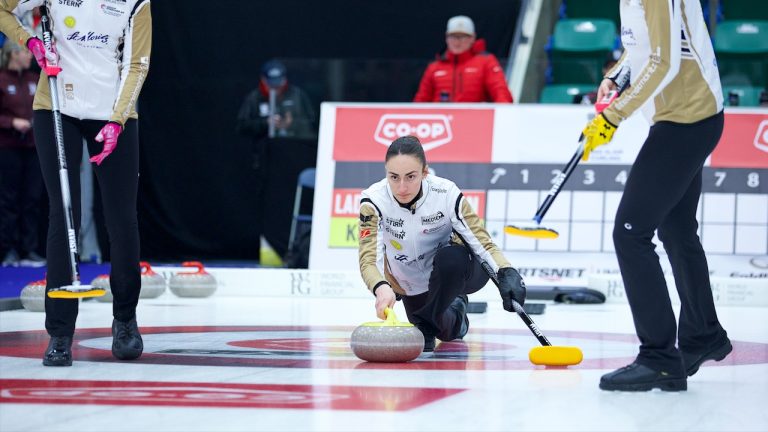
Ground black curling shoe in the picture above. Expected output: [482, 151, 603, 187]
[450, 294, 470, 339]
[600, 363, 687, 392]
[682, 338, 733, 377]
[111, 318, 144, 360]
[416, 323, 437, 352]
[423, 335, 436, 352]
[43, 336, 73, 366]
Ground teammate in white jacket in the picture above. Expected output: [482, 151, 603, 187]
[0, 0, 151, 367]
[358, 135, 526, 352]
[580, 0, 730, 391]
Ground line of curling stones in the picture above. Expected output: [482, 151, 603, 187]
[350, 308, 424, 362]
[19, 261, 218, 311]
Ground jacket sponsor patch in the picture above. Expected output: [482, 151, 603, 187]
[422, 225, 445, 234]
[421, 211, 445, 224]
[384, 226, 406, 239]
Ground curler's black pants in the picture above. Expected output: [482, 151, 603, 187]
[34, 110, 140, 337]
[403, 244, 489, 341]
[612, 111, 728, 374]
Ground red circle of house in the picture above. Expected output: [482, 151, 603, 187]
[1, 326, 765, 371]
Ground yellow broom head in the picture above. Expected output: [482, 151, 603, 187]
[505, 225, 559, 239]
[47, 285, 106, 299]
[529, 346, 583, 366]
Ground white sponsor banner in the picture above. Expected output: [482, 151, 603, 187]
[491, 104, 649, 164]
[151, 266, 766, 307]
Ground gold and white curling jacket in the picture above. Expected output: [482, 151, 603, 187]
[358, 174, 511, 297]
[603, 0, 723, 126]
[0, 0, 151, 125]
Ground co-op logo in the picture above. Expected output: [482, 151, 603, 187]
[755, 120, 768, 153]
[373, 114, 453, 151]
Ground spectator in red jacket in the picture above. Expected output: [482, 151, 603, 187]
[414, 15, 513, 103]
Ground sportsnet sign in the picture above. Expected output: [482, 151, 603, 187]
[333, 107, 494, 162]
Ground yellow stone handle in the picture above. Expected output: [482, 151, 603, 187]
[360, 307, 414, 327]
[384, 307, 397, 325]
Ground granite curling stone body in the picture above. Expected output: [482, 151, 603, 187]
[350, 308, 424, 362]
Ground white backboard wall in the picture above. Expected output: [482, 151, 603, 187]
[309, 103, 768, 287]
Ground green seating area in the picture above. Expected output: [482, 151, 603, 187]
[542, 1, 767, 106]
[722, 86, 765, 107]
[721, 0, 768, 20]
[561, 0, 620, 27]
[539, 84, 596, 104]
[714, 20, 768, 88]
[549, 18, 616, 85]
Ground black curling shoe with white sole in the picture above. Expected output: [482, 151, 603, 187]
[43, 336, 73, 367]
[600, 363, 687, 392]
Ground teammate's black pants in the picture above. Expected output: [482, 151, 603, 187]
[0, 147, 44, 258]
[613, 111, 728, 374]
[33, 110, 140, 337]
[403, 244, 489, 341]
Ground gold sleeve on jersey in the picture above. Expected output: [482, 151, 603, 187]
[0, 0, 35, 49]
[110, 2, 152, 125]
[604, 1, 674, 125]
[358, 204, 386, 295]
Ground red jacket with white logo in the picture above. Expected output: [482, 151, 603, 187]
[413, 39, 513, 103]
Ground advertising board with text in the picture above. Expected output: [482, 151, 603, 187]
[310, 103, 768, 287]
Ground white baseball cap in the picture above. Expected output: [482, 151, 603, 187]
[446, 15, 475, 36]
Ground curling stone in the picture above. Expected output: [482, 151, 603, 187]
[169, 261, 217, 298]
[139, 261, 166, 299]
[91, 274, 113, 302]
[350, 308, 424, 363]
[20, 278, 46, 312]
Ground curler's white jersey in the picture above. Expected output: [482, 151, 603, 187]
[603, 0, 723, 126]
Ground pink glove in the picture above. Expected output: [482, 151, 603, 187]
[90, 122, 122, 165]
[26, 37, 61, 76]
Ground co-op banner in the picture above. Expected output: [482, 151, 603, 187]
[310, 103, 768, 287]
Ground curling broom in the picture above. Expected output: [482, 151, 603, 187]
[505, 90, 618, 240]
[481, 261, 583, 366]
[40, 6, 104, 299]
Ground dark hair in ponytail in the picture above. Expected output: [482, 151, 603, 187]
[385, 135, 427, 168]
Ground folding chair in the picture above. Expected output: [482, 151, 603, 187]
[286, 168, 316, 264]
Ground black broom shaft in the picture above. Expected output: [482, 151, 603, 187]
[533, 141, 584, 224]
[41, 6, 81, 284]
[481, 261, 552, 347]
